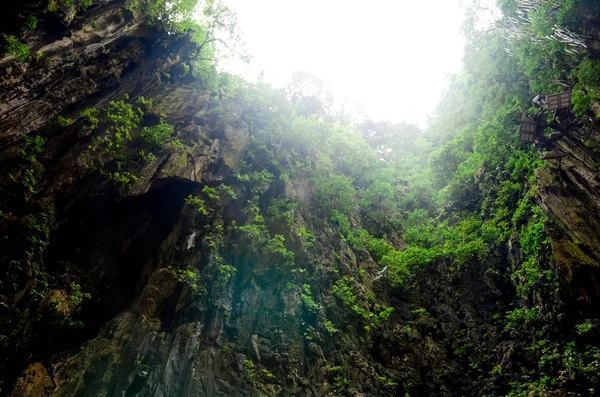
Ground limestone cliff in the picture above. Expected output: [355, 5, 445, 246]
[2, 1, 600, 396]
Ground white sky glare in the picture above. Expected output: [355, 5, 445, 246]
[222, 0, 466, 126]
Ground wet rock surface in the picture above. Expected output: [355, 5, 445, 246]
[2, 2, 600, 396]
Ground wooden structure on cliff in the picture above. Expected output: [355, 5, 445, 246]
[546, 91, 572, 111]
[519, 119, 537, 142]
[519, 91, 573, 162]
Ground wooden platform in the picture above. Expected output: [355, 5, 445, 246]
[519, 119, 537, 142]
[546, 91, 572, 111]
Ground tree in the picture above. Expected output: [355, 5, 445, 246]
[192, 0, 249, 62]
[286, 71, 333, 120]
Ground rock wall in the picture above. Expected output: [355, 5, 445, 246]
[2, 1, 600, 397]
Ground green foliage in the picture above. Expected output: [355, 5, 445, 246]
[379, 307, 394, 319]
[322, 320, 339, 334]
[25, 15, 38, 30]
[104, 99, 141, 150]
[169, 266, 198, 290]
[220, 184, 237, 199]
[313, 173, 356, 214]
[9, 168, 38, 194]
[575, 59, 600, 88]
[110, 171, 138, 185]
[68, 282, 91, 306]
[263, 234, 295, 267]
[491, 365, 503, 376]
[141, 122, 180, 149]
[19, 135, 45, 162]
[243, 359, 256, 380]
[366, 237, 393, 260]
[79, 97, 169, 186]
[297, 226, 314, 247]
[3, 34, 29, 62]
[561, 342, 600, 383]
[142, 0, 199, 32]
[359, 179, 402, 231]
[519, 207, 549, 257]
[185, 195, 210, 216]
[379, 246, 436, 286]
[202, 186, 219, 200]
[242, 170, 274, 194]
[57, 116, 74, 127]
[136, 150, 156, 164]
[300, 284, 319, 314]
[504, 307, 539, 331]
[10, 1, 586, 389]
[216, 263, 236, 283]
[571, 59, 600, 116]
[330, 210, 351, 235]
[80, 108, 100, 130]
[576, 319, 595, 335]
[236, 199, 295, 268]
[266, 198, 297, 224]
[511, 206, 557, 298]
[48, 0, 91, 12]
[454, 343, 474, 356]
[332, 277, 356, 306]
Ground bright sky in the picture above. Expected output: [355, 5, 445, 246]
[223, 0, 466, 126]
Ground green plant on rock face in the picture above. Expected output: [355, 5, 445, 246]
[48, 0, 91, 12]
[80, 108, 100, 130]
[216, 259, 236, 283]
[379, 306, 394, 319]
[504, 307, 539, 331]
[331, 276, 390, 330]
[333, 376, 351, 393]
[136, 150, 156, 164]
[323, 320, 339, 333]
[202, 186, 219, 200]
[104, 100, 141, 150]
[266, 198, 297, 224]
[300, 284, 319, 314]
[67, 319, 85, 329]
[137, 364, 149, 378]
[185, 194, 210, 216]
[169, 266, 198, 290]
[238, 170, 274, 194]
[235, 198, 296, 269]
[19, 135, 45, 162]
[25, 15, 38, 30]
[243, 360, 255, 380]
[57, 115, 74, 127]
[48, 0, 66, 11]
[576, 319, 595, 335]
[263, 234, 295, 266]
[68, 282, 91, 306]
[11, 168, 38, 193]
[454, 342, 474, 356]
[313, 173, 356, 213]
[491, 365, 503, 376]
[3, 34, 29, 62]
[332, 277, 356, 306]
[141, 122, 178, 149]
[220, 184, 237, 199]
[111, 171, 138, 185]
[298, 226, 314, 247]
